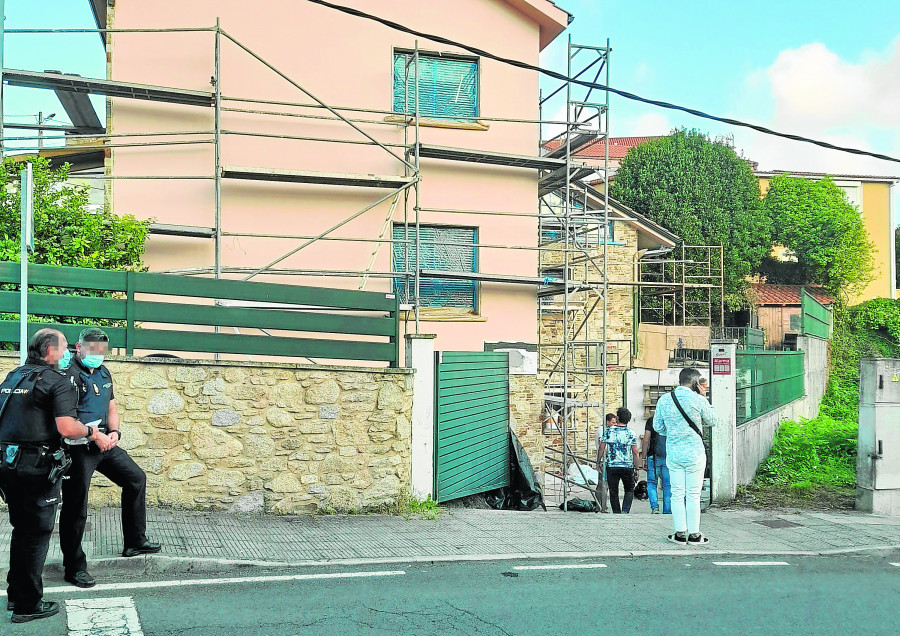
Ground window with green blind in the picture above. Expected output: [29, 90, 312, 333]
[393, 51, 479, 120]
[392, 225, 477, 309]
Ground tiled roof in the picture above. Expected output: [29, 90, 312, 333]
[751, 284, 834, 306]
[543, 136, 664, 159]
[755, 170, 899, 183]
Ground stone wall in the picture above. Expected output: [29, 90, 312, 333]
[509, 374, 544, 475]
[0, 355, 413, 514]
[538, 224, 639, 458]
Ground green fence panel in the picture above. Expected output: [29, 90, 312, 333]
[0, 262, 127, 291]
[746, 328, 765, 349]
[0, 321, 128, 349]
[735, 350, 805, 425]
[133, 270, 397, 312]
[434, 351, 510, 502]
[0, 262, 400, 365]
[800, 288, 831, 340]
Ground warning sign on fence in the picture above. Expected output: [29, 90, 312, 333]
[712, 357, 732, 375]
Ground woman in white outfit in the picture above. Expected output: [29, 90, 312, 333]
[652, 368, 717, 544]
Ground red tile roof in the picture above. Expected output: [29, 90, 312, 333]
[751, 284, 834, 306]
[543, 136, 664, 159]
[755, 170, 899, 183]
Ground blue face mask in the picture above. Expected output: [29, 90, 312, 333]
[82, 354, 104, 369]
[58, 349, 72, 370]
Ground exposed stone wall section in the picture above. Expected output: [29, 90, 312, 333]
[0, 356, 412, 515]
[509, 374, 544, 475]
[538, 225, 639, 460]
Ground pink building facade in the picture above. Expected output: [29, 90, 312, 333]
[106, 0, 570, 358]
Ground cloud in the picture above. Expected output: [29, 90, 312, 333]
[614, 111, 673, 137]
[737, 36, 900, 176]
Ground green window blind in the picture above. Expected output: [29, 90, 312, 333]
[393, 52, 478, 120]
[392, 225, 476, 309]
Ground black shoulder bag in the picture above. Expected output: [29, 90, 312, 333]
[670, 391, 702, 437]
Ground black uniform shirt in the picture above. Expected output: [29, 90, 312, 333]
[23, 356, 78, 420]
[0, 357, 78, 443]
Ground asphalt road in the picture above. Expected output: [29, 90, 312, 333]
[6, 553, 900, 635]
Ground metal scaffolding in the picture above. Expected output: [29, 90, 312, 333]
[2, 22, 723, 508]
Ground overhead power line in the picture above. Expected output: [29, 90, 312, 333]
[305, 0, 900, 165]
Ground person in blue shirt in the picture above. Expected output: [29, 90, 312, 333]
[59, 328, 160, 589]
[653, 368, 717, 544]
[641, 415, 670, 514]
[598, 407, 640, 514]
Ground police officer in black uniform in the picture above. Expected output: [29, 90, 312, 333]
[0, 329, 108, 624]
[60, 328, 160, 589]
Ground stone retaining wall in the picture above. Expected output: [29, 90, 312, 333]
[0, 355, 413, 515]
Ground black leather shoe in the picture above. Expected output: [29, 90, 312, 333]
[64, 570, 96, 588]
[122, 542, 161, 557]
[11, 601, 59, 623]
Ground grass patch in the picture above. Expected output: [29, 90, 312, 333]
[394, 490, 442, 520]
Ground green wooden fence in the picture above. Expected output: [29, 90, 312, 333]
[0, 262, 400, 366]
[434, 351, 510, 502]
[735, 349, 805, 425]
[800, 288, 831, 340]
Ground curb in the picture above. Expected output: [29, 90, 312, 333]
[27, 543, 900, 579]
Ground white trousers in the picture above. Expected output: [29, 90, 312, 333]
[667, 454, 706, 535]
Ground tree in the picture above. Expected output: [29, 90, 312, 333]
[0, 156, 150, 340]
[761, 174, 874, 299]
[0, 156, 149, 270]
[609, 129, 771, 308]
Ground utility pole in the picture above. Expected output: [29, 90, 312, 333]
[19, 163, 34, 364]
[37, 111, 43, 150]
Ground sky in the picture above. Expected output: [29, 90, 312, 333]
[3, 0, 899, 215]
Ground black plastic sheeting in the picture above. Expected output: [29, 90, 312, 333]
[484, 427, 546, 512]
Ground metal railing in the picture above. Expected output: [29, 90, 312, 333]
[711, 326, 765, 348]
[735, 349, 804, 425]
[0, 262, 400, 365]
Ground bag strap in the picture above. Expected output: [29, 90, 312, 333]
[670, 390, 702, 438]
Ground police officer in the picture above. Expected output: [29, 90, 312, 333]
[60, 328, 160, 589]
[0, 329, 110, 623]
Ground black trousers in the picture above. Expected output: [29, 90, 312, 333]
[60, 445, 148, 574]
[606, 467, 635, 514]
[0, 463, 61, 612]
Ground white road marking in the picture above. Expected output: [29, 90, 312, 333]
[890, 563, 900, 567]
[66, 596, 144, 636]
[513, 563, 607, 571]
[0, 570, 405, 597]
[712, 561, 790, 566]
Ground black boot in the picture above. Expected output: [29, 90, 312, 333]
[11, 601, 60, 623]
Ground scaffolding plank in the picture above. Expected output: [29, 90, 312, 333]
[149, 223, 215, 239]
[543, 133, 601, 159]
[420, 269, 560, 286]
[221, 166, 413, 189]
[416, 144, 565, 170]
[538, 166, 596, 196]
[3, 69, 215, 107]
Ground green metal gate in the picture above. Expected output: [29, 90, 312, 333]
[434, 351, 510, 502]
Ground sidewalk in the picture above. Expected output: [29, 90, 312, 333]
[3, 506, 899, 572]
